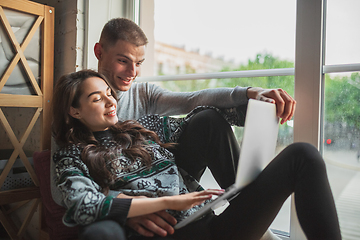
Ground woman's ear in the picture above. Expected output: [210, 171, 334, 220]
[69, 106, 81, 119]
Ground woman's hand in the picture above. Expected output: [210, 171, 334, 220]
[163, 189, 225, 211]
[127, 189, 224, 218]
[125, 190, 223, 238]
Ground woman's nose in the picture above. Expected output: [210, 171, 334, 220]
[105, 96, 116, 107]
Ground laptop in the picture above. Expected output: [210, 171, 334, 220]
[174, 99, 280, 229]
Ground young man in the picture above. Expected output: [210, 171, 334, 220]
[94, 18, 295, 239]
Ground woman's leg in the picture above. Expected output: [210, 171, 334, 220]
[79, 220, 127, 240]
[208, 142, 341, 240]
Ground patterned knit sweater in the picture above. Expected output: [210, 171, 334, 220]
[52, 106, 245, 227]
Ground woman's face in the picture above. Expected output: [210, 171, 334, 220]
[69, 77, 118, 132]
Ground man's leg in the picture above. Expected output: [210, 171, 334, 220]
[173, 109, 240, 189]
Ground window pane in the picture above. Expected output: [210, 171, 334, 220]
[323, 72, 360, 239]
[325, 0, 360, 65]
[154, 0, 296, 76]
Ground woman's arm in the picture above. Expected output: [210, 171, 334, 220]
[121, 189, 224, 218]
[53, 146, 131, 226]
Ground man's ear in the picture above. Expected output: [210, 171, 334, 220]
[94, 43, 103, 60]
[69, 106, 81, 119]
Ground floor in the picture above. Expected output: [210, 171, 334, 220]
[335, 172, 360, 240]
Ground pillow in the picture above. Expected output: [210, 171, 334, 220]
[33, 150, 78, 240]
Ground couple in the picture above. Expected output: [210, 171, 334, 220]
[50, 18, 341, 240]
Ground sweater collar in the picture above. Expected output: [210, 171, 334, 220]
[93, 129, 112, 140]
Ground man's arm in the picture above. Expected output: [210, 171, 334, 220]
[149, 84, 249, 116]
[117, 82, 248, 120]
[150, 84, 295, 124]
[118, 82, 295, 124]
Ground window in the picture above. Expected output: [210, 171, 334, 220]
[137, 0, 360, 239]
[150, 0, 297, 235]
[153, 0, 296, 76]
[323, 0, 360, 239]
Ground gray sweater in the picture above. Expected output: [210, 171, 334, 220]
[117, 82, 249, 120]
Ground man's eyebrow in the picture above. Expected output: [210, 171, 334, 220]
[116, 54, 145, 63]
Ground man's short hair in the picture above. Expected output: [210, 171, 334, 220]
[99, 18, 148, 49]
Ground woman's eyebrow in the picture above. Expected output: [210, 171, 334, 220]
[87, 87, 110, 98]
[87, 91, 101, 98]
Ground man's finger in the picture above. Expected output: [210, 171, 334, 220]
[277, 89, 296, 124]
[139, 216, 169, 237]
[126, 212, 175, 237]
[130, 211, 176, 237]
[147, 211, 175, 235]
[127, 218, 156, 237]
[156, 210, 177, 226]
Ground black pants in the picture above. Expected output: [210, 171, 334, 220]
[173, 142, 341, 240]
[173, 108, 240, 189]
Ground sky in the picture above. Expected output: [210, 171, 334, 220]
[154, 0, 360, 66]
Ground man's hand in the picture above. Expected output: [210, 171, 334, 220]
[118, 194, 175, 237]
[246, 87, 296, 124]
[126, 210, 177, 237]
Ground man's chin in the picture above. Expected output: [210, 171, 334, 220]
[117, 84, 132, 92]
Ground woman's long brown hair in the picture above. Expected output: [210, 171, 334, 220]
[52, 70, 174, 194]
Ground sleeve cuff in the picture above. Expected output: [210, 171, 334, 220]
[231, 86, 250, 105]
[106, 198, 132, 226]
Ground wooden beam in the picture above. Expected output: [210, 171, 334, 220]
[0, 94, 42, 107]
[0, 187, 40, 205]
[40, 5, 55, 151]
[0, 0, 44, 16]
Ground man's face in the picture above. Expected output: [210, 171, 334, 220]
[97, 40, 145, 92]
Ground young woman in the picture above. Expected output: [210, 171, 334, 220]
[52, 69, 341, 240]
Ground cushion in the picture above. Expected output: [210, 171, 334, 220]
[33, 150, 78, 240]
